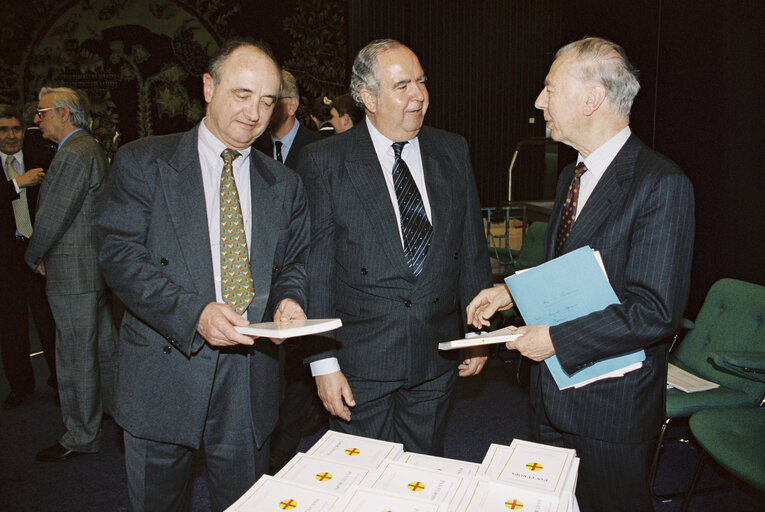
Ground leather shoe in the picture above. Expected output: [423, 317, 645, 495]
[36, 443, 84, 462]
[3, 389, 33, 409]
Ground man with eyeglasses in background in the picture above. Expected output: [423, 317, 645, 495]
[24, 87, 116, 462]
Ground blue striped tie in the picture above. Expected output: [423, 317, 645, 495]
[392, 141, 432, 276]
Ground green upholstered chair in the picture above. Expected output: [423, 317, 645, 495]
[650, 278, 765, 499]
[681, 351, 765, 511]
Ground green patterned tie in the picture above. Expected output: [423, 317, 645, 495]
[219, 149, 254, 314]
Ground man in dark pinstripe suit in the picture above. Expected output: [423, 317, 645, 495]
[297, 39, 493, 456]
[468, 38, 694, 511]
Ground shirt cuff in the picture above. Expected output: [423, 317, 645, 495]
[310, 357, 341, 376]
[12, 178, 20, 194]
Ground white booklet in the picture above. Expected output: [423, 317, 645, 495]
[399, 452, 481, 477]
[224, 475, 340, 511]
[478, 444, 514, 479]
[438, 326, 520, 351]
[455, 479, 558, 512]
[329, 485, 448, 512]
[497, 439, 576, 497]
[275, 452, 372, 495]
[667, 363, 720, 392]
[235, 318, 342, 338]
[306, 430, 404, 469]
[360, 460, 470, 508]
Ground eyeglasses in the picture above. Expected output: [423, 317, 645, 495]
[35, 107, 56, 118]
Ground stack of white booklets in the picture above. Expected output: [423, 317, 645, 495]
[225, 431, 579, 512]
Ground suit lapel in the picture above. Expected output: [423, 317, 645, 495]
[416, 127, 454, 282]
[248, 150, 282, 314]
[563, 136, 640, 253]
[159, 127, 215, 298]
[344, 124, 414, 279]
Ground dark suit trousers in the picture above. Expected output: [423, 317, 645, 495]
[0, 237, 56, 392]
[270, 338, 326, 472]
[329, 369, 456, 456]
[123, 349, 268, 512]
[531, 395, 656, 512]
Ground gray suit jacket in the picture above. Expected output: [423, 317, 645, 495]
[532, 135, 695, 443]
[96, 125, 309, 448]
[25, 129, 108, 295]
[296, 122, 492, 386]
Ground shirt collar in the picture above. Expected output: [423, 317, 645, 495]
[58, 128, 83, 149]
[579, 126, 631, 180]
[273, 119, 300, 148]
[198, 118, 252, 160]
[366, 116, 420, 162]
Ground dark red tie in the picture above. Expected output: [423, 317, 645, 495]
[554, 162, 587, 257]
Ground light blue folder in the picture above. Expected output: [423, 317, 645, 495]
[504, 246, 645, 389]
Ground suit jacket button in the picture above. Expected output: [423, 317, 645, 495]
[361, 267, 368, 275]
[273, 265, 279, 272]
[404, 300, 412, 308]
[453, 252, 459, 260]
[433, 297, 439, 304]
[160, 257, 169, 266]
[163, 346, 172, 354]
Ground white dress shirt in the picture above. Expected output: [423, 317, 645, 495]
[197, 119, 253, 318]
[575, 126, 631, 219]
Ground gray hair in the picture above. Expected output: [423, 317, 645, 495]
[38, 86, 91, 129]
[350, 39, 402, 109]
[281, 70, 299, 98]
[556, 37, 640, 117]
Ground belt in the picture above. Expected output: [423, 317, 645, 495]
[15, 235, 29, 243]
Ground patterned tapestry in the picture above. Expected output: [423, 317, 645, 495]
[1, 0, 347, 159]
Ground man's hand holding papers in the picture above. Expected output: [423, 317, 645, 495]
[466, 284, 555, 361]
[507, 325, 555, 361]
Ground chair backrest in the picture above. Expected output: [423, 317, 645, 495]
[672, 278, 765, 403]
[514, 222, 547, 270]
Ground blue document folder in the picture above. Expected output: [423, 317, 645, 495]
[504, 246, 645, 389]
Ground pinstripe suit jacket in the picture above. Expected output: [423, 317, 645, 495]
[296, 122, 492, 386]
[25, 129, 108, 295]
[531, 135, 695, 443]
[96, 125, 309, 449]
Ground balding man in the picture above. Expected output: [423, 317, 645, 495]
[97, 39, 309, 511]
[468, 38, 694, 511]
[297, 39, 492, 456]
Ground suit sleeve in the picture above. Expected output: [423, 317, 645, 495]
[551, 168, 695, 374]
[294, 145, 339, 362]
[264, 167, 310, 317]
[25, 140, 97, 268]
[96, 144, 209, 356]
[455, 136, 493, 320]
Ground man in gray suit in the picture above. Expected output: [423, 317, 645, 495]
[468, 38, 694, 511]
[25, 87, 116, 461]
[97, 39, 309, 511]
[296, 39, 492, 455]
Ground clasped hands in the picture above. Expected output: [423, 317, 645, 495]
[466, 284, 555, 362]
[197, 298, 305, 347]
